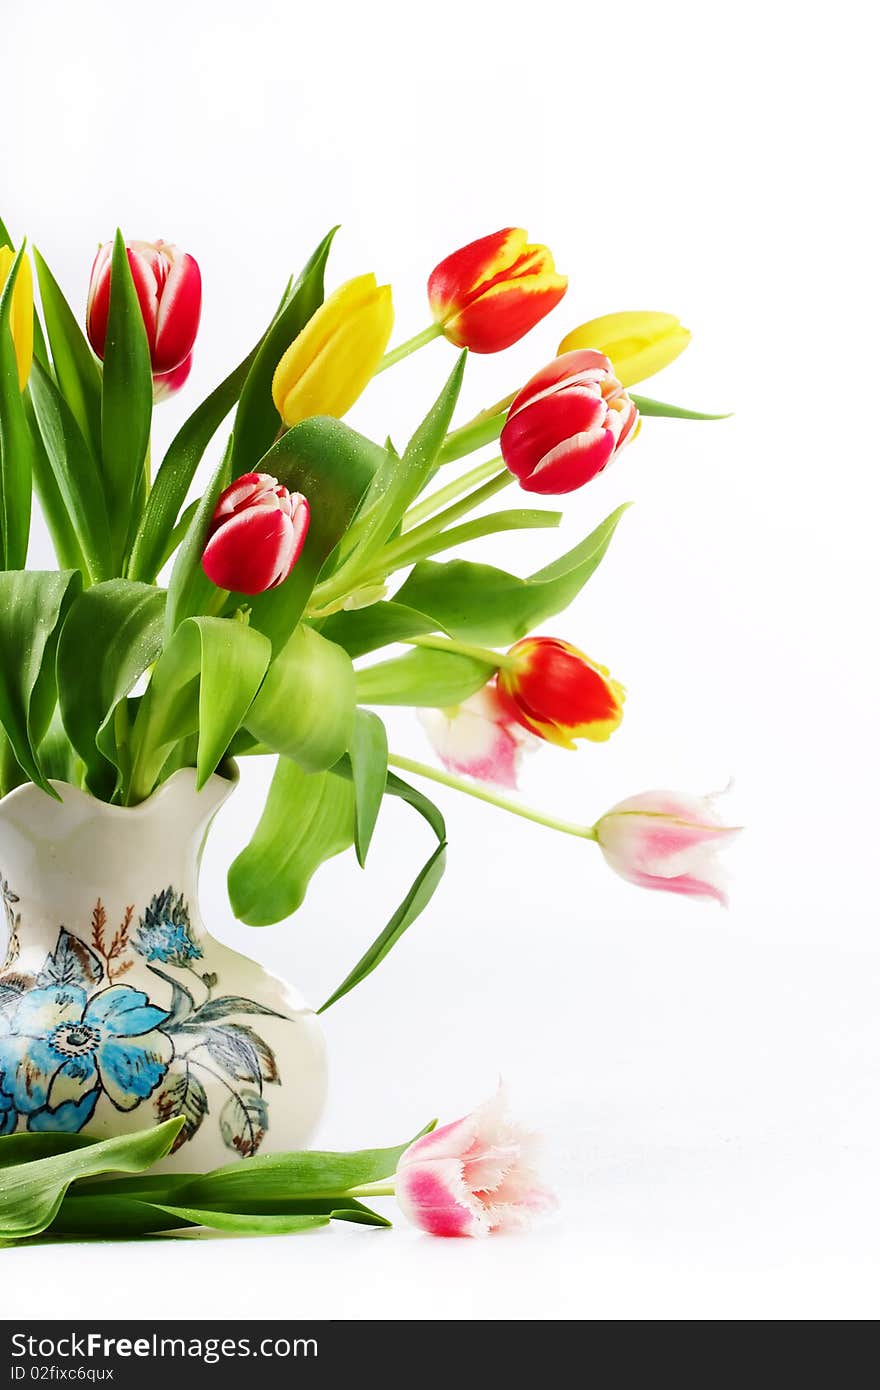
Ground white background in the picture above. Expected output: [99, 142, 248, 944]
[3, 0, 879, 1320]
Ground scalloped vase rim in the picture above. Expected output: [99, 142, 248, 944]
[0, 764, 239, 819]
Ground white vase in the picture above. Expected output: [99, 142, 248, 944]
[0, 768, 327, 1171]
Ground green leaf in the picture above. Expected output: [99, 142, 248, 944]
[46, 1194, 194, 1238]
[0, 569, 81, 791]
[100, 229, 153, 567]
[32, 246, 102, 458]
[0, 244, 34, 568]
[28, 357, 113, 583]
[23, 391, 86, 573]
[228, 758, 355, 925]
[377, 506, 561, 576]
[320, 600, 444, 659]
[164, 443, 232, 637]
[56, 579, 165, 798]
[437, 406, 507, 465]
[176, 1124, 432, 1206]
[0, 1132, 96, 1168]
[128, 615, 271, 801]
[322, 352, 467, 600]
[230, 227, 337, 479]
[128, 346, 259, 584]
[0, 1117, 183, 1240]
[395, 503, 630, 647]
[630, 392, 731, 421]
[355, 646, 495, 707]
[157, 1205, 331, 1235]
[233, 417, 387, 653]
[350, 708, 388, 866]
[319, 841, 446, 1012]
[244, 623, 355, 772]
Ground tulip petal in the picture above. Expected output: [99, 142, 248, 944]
[444, 273, 568, 354]
[395, 1156, 489, 1237]
[152, 251, 202, 374]
[558, 312, 691, 388]
[419, 692, 527, 789]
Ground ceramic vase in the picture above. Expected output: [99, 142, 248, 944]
[0, 768, 327, 1171]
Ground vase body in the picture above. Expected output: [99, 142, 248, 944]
[0, 769, 327, 1171]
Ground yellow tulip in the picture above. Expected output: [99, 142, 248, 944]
[272, 273, 393, 427]
[0, 244, 34, 390]
[557, 311, 690, 389]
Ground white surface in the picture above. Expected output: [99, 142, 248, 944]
[3, 0, 879, 1320]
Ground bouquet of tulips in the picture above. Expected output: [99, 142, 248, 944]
[0, 220, 736, 1007]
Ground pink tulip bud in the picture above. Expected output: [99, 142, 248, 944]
[594, 789, 741, 905]
[418, 684, 539, 789]
[201, 472, 310, 595]
[152, 350, 193, 403]
[501, 349, 639, 494]
[395, 1088, 555, 1238]
[86, 238, 202, 375]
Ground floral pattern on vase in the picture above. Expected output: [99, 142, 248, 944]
[0, 883, 288, 1157]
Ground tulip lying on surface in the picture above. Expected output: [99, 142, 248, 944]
[558, 311, 691, 388]
[86, 238, 202, 376]
[395, 1088, 555, 1237]
[419, 684, 538, 789]
[0, 244, 33, 389]
[272, 273, 393, 428]
[497, 636, 625, 748]
[593, 789, 740, 904]
[202, 472, 310, 595]
[428, 227, 567, 354]
[501, 349, 638, 495]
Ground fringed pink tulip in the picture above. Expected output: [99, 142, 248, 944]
[418, 684, 538, 789]
[202, 472, 310, 595]
[501, 349, 639, 494]
[396, 1088, 555, 1238]
[593, 789, 741, 905]
[86, 238, 202, 376]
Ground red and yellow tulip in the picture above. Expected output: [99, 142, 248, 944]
[497, 636, 625, 747]
[0, 244, 34, 390]
[428, 228, 567, 354]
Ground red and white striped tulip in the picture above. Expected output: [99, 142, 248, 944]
[418, 684, 539, 789]
[497, 636, 625, 748]
[428, 227, 567, 354]
[202, 472, 310, 595]
[594, 789, 741, 905]
[151, 350, 193, 403]
[501, 349, 638, 494]
[86, 238, 202, 376]
[395, 1088, 555, 1238]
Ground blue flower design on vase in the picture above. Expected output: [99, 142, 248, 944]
[0, 984, 173, 1132]
[133, 887, 202, 966]
[0, 1087, 16, 1135]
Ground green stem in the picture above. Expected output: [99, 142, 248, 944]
[403, 633, 517, 670]
[402, 456, 510, 531]
[375, 322, 444, 374]
[387, 753, 597, 840]
[343, 1181, 396, 1199]
[367, 467, 511, 576]
[438, 396, 515, 466]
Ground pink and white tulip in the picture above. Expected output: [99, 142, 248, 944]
[86, 238, 202, 376]
[395, 1088, 555, 1238]
[418, 684, 538, 789]
[593, 788, 740, 905]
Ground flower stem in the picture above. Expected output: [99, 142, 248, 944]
[387, 753, 598, 840]
[343, 1181, 396, 1199]
[375, 322, 444, 374]
[402, 456, 510, 532]
[438, 395, 516, 465]
[403, 634, 517, 670]
[370, 467, 511, 574]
